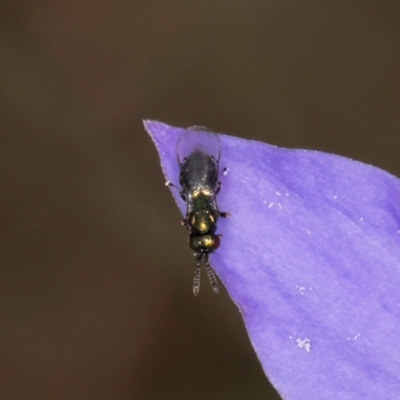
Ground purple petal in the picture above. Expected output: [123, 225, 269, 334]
[144, 120, 400, 399]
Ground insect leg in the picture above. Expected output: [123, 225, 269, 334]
[193, 254, 202, 296]
[204, 254, 219, 294]
[165, 180, 179, 188]
[214, 187, 230, 218]
[165, 181, 187, 201]
[180, 219, 190, 229]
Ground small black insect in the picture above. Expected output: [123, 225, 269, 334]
[168, 126, 229, 295]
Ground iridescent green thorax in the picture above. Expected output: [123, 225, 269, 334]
[187, 193, 219, 235]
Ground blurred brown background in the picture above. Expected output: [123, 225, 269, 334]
[0, 1, 399, 399]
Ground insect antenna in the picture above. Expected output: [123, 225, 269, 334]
[204, 254, 219, 294]
[193, 254, 202, 296]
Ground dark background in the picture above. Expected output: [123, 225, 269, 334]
[1, 1, 399, 399]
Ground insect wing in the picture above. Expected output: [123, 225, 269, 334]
[177, 127, 221, 165]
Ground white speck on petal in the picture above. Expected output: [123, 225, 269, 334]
[277, 203, 282, 210]
[268, 202, 274, 208]
[295, 285, 311, 295]
[296, 338, 311, 352]
[360, 217, 364, 221]
[333, 195, 338, 199]
[276, 191, 281, 196]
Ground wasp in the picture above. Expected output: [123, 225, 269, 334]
[168, 126, 229, 295]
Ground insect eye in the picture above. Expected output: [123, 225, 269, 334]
[212, 234, 220, 250]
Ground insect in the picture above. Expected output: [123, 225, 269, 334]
[168, 126, 229, 295]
